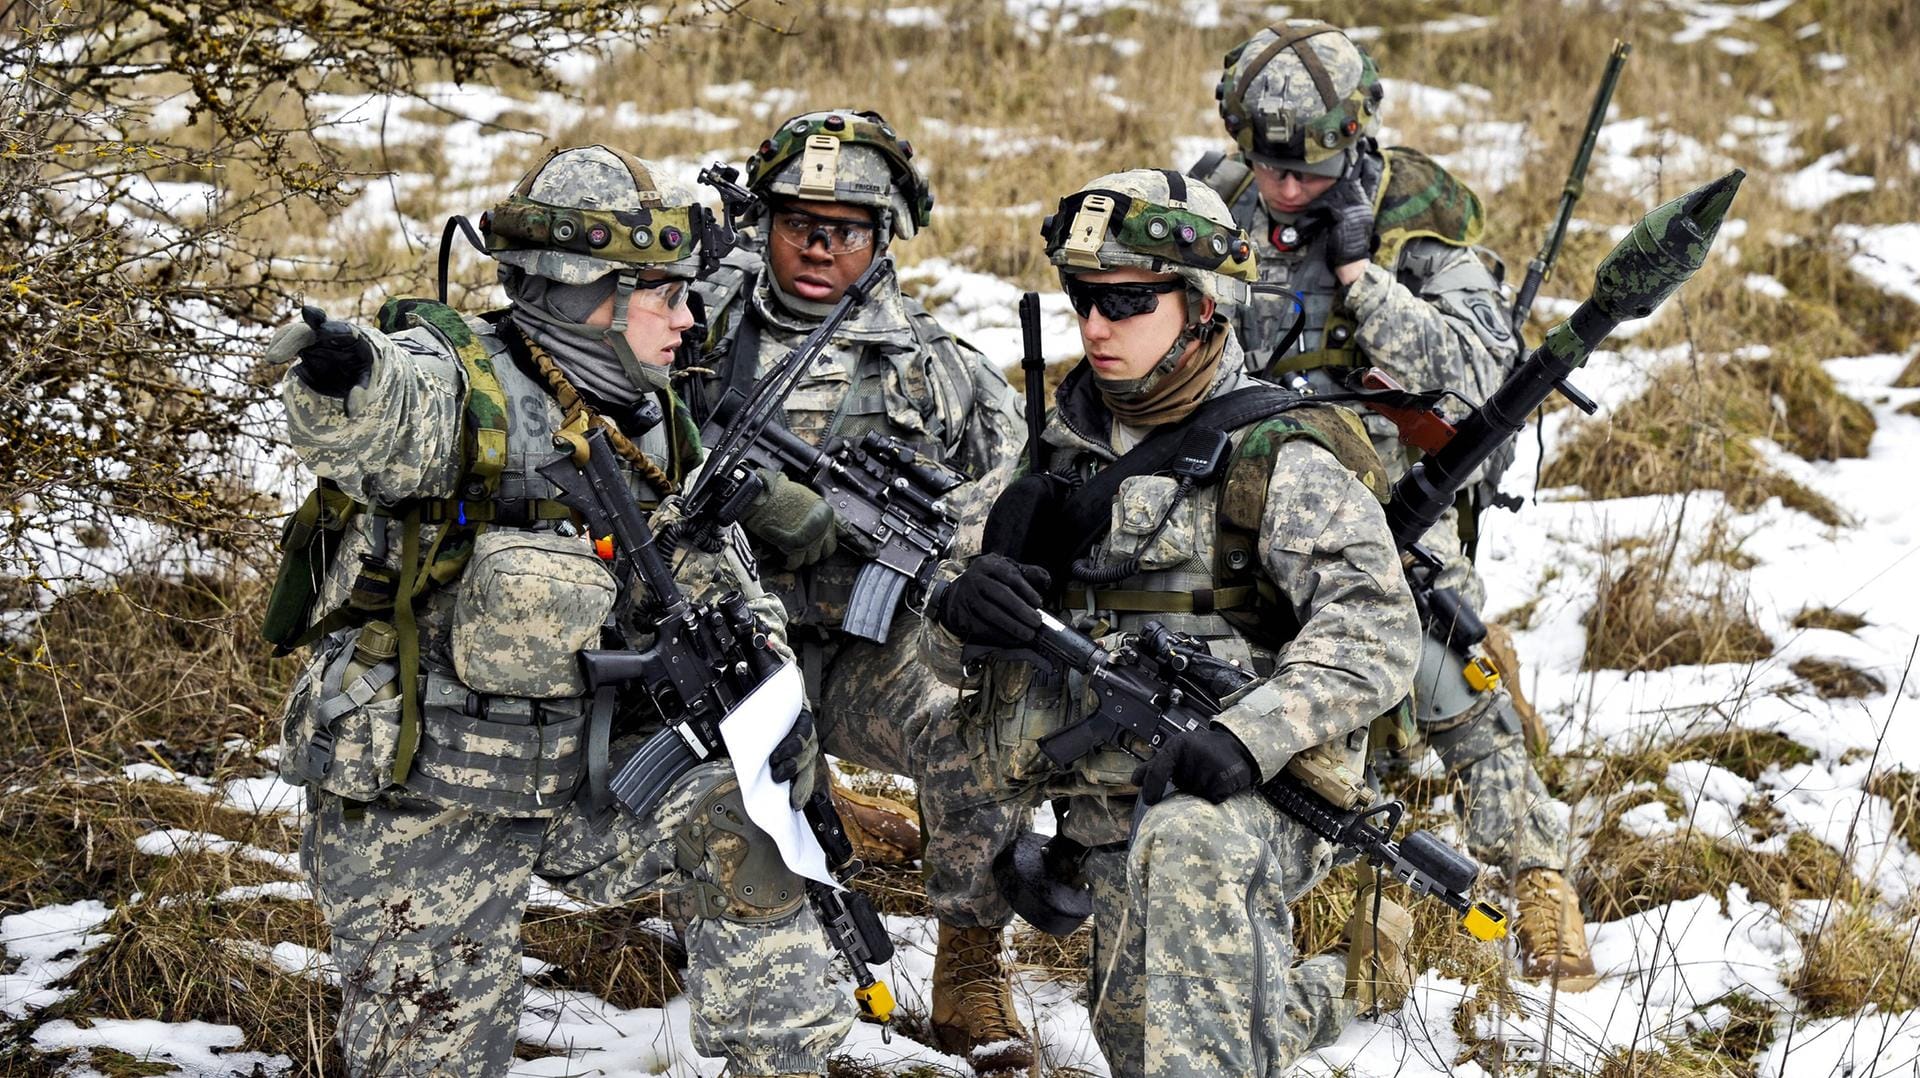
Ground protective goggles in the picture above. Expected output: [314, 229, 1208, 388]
[632, 276, 692, 312]
[481, 195, 712, 264]
[1250, 155, 1347, 182]
[1063, 277, 1185, 321]
[770, 207, 877, 255]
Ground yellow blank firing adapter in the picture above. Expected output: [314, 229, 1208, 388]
[1463, 654, 1501, 693]
[856, 978, 896, 1024]
[1463, 900, 1508, 941]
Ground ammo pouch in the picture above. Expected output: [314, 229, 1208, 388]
[451, 529, 616, 699]
[405, 668, 591, 817]
[278, 628, 403, 802]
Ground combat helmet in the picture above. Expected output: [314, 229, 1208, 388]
[479, 145, 731, 380]
[745, 108, 932, 245]
[1041, 167, 1256, 318]
[1216, 21, 1383, 176]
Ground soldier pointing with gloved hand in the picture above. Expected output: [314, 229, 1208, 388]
[262, 145, 854, 1077]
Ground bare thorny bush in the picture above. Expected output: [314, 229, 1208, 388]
[1, 1, 769, 770]
[0, 0, 750, 618]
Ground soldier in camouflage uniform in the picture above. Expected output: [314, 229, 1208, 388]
[1189, 21, 1594, 987]
[920, 168, 1423, 1077]
[263, 146, 851, 1076]
[677, 108, 1035, 1075]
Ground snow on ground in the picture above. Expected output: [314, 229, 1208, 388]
[1837, 224, 1920, 306]
[12, 326, 1920, 1074]
[11, 10, 1920, 1072]
[1777, 150, 1878, 211]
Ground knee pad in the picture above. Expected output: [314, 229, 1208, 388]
[1424, 693, 1524, 773]
[674, 780, 807, 923]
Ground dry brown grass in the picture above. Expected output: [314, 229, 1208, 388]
[1866, 770, 1920, 852]
[1583, 546, 1774, 672]
[1791, 657, 1887, 699]
[1898, 355, 1920, 388]
[1, 572, 294, 776]
[522, 897, 687, 1009]
[41, 866, 333, 1072]
[1793, 607, 1869, 634]
[1544, 354, 1863, 528]
[1789, 902, 1920, 1018]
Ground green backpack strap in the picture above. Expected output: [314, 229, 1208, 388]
[372, 298, 513, 782]
[378, 298, 509, 494]
[1371, 146, 1487, 272]
[1213, 404, 1389, 651]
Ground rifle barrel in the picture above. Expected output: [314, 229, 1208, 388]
[1513, 39, 1632, 327]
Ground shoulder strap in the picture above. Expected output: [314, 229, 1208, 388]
[1213, 404, 1387, 648]
[1048, 385, 1316, 576]
[1188, 151, 1256, 212]
[377, 298, 509, 496]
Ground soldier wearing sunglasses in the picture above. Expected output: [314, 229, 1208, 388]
[921, 168, 1423, 1077]
[680, 109, 1036, 1077]
[1190, 21, 1594, 989]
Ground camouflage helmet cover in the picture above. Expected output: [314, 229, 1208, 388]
[482, 145, 717, 284]
[1042, 168, 1256, 309]
[1216, 21, 1383, 170]
[746, 108, 933, 241]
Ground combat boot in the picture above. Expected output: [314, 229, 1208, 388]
[930, 922, 1037, 1077]
[1482, 622, 1548, 758]
[831, 774, 922, 867]
[1343, 883, 1416, 1013]
[1513, 867, 1598, 990]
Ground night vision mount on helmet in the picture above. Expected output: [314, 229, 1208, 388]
[1041, 168, 1257, 312]
[745, 108, 933, 243]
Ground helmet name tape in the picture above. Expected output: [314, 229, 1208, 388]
[1062, 193, 1117, 270]
[797, 135, 842, 201]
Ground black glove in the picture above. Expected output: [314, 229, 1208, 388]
[741, 468, 838, 569]
[1307, 172, 1375, 271]
[293, 305, 375, 396]
[1133, 725, 1261, 806]
[934, 554, 1052, 647]
[769, 708, 821, 810]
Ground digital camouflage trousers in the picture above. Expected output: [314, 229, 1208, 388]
[303, 759, 849, 1077]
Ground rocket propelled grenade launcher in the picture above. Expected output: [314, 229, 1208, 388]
[1389, 169, 1745, 549]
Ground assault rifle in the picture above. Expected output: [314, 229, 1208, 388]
[536, 426, 897, 1024]
[967, 169, 1746, 938]
[701, 390, 966, 643]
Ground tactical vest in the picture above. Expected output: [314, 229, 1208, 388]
[1194, 146, 1486, 378]
[266, 300, 684, 814]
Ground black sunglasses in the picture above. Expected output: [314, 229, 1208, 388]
[1064, 277, 1185, 321]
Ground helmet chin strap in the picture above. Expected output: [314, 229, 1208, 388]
[514, 269, 672, 393]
